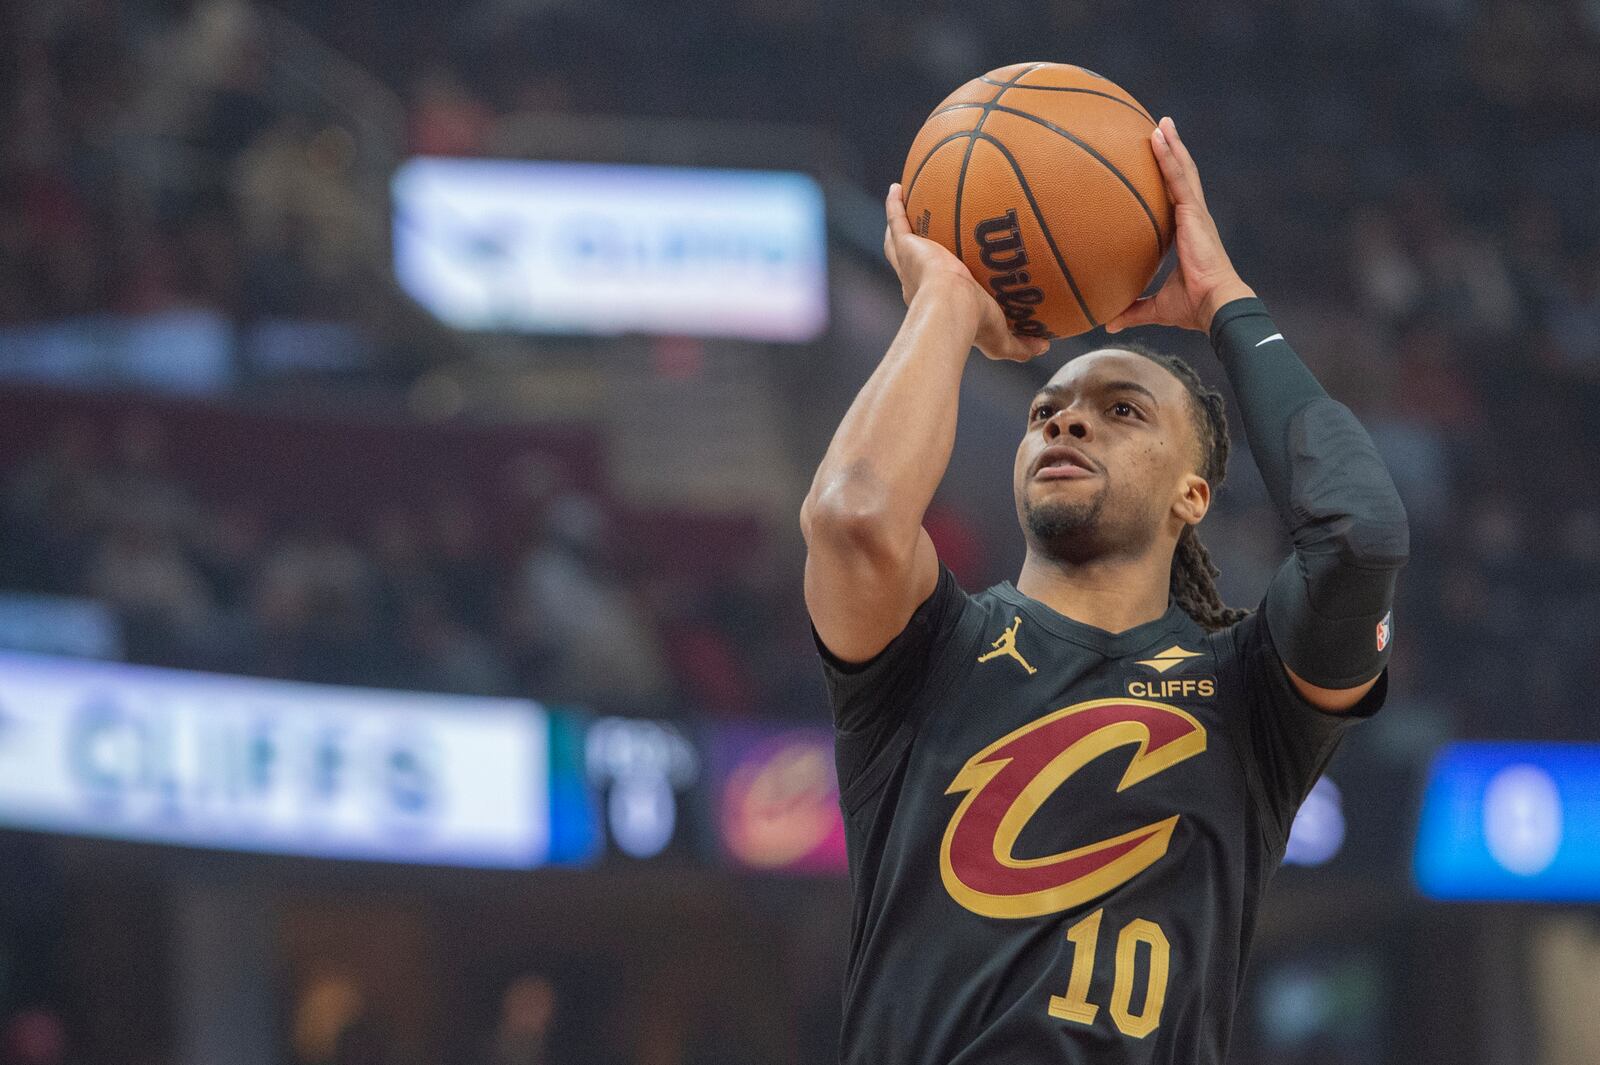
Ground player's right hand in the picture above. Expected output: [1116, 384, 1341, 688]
[883, 183, 1050, 363]
[1103, 118, 1255, 336]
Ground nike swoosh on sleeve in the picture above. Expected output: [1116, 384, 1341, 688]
[1255, 333, 1284, 347]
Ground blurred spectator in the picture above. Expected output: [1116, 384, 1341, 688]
[426, 495, 498, 631]
[1349, 208, 1423, 324]
[0, 1010, 70, 1065]
[408, 66, 494, 156]
[252, 523, 403, 685]
[1392, 319, 1484, 435]
[1, 419, 104, 592]
[1547, 256, 1600, 373]
[1505, 194, 1569, 324]
[652, 572, 758, 718]
[103, 416, 201, 535]
[402, 593, 515, 695]
[193, 499, 271, 609]
[291, 971, 393, 1065]
[511, 493, 670, 709]
[233, 118, 368, 314]
[366, 509, 439, 619]
[479, 974, 556, 1065]
[83, 516, 213, 632]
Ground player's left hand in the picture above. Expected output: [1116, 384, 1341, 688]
[1104, 117, 1256, 336]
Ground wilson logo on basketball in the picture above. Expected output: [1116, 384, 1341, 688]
[939, 697, 1206, 920]
[973, 209, 1052, 338]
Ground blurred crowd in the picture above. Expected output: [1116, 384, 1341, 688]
[1, 0, 325, 322]
[0, 408, 821, 721]
[4, 356, 1598, 742]
[2, 0, 1599, 735]
[0, 972, 576, 1065]
[0, 0, 442, 380]
[6, 0, 1600, 349]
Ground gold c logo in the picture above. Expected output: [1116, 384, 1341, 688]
[939, 698, 1206, 919]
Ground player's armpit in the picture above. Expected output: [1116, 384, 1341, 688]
[1282, 661, 1379, 714]
[802, 519, 940, 664]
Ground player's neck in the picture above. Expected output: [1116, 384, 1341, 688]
[1014, 548, 1172, 636]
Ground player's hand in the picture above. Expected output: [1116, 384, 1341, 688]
[1104, 117, 1256, 336]
[883, 183, 1050, 363]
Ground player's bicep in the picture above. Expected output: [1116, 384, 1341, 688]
[1282, 660, 1380, 713]
[1261, 548, 1397, 692]
[1255, 558, 1390, 727]
[804, 524, 940, 664]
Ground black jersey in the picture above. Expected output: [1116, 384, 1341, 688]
[818, 564, 1386, 1065]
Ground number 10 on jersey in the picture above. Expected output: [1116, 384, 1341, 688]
[1048, 908, 1171, 1039]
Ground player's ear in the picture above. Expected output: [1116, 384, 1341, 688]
[1173, 472, 1209, 527]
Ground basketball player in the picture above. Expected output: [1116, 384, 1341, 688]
[801, 116, 1408, 1063]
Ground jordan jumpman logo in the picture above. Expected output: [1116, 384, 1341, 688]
[977, 615, 1037, 675]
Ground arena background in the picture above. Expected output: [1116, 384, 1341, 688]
[1, 0, 1598, 1063]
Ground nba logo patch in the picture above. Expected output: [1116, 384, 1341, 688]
[1376, 610, 1393, 652]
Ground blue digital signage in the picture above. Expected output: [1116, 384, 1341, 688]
[1414, 742, 1600, 901]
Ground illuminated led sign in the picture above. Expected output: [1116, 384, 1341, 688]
[584, 715, 700, 860]
[393, 158, 829, 341]
[0, 653, 551, 868]
[1415, 742, 1600, 901]
[706, 724, 846, 875]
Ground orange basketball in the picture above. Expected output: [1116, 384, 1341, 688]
[900, 62, 1174, 340]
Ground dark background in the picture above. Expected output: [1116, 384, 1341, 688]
[1, 0, 1597, 1062]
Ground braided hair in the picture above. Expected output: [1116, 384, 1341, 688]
[1107, 340, 1252, 632]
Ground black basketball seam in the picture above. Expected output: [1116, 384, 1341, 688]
[925, 103, 984, 121]
[985, 102, 1165, 255]
[921, 100, 1166, 261]
[1012, 63, 1116, 88]
[975, 131, 1098, 330]
[976, 79, 1156, 125]
[953, 63, 1044, 262]
[905, 130, 977, 205]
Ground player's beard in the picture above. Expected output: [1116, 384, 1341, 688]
[1022, 481, 1112, 564]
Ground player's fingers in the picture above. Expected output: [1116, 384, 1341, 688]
[1104, 296, 1157, 334]
[975, 299, 1047, 361]
[883, 223, 898, 270]
[885, 183, 912, 239]
[1157, 117, 1207, 209]
[1014, 333, 1051, 360]
[990, 332, 1050, 362]
[1150, 125, 1190, 208]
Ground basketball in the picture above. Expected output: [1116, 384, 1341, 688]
[900, 62, 1174, 339]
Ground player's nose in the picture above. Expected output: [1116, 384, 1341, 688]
[1044, 408, 1091, 442]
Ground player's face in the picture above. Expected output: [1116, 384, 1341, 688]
[1013, 350, 1206, 563]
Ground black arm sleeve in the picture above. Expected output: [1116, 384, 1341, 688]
[1210, 297, 1411, 690]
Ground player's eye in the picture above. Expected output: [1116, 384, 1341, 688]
[1031, 403, 1055, 422]
[1110, 401, 1140, 419]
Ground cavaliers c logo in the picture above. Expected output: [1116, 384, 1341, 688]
[940, 698, 1206, 919]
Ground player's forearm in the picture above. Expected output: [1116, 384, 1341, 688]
[802, 281, 979, 553]
[1207, 297, 1327, 498]
[1209, 296, 1410, 688]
